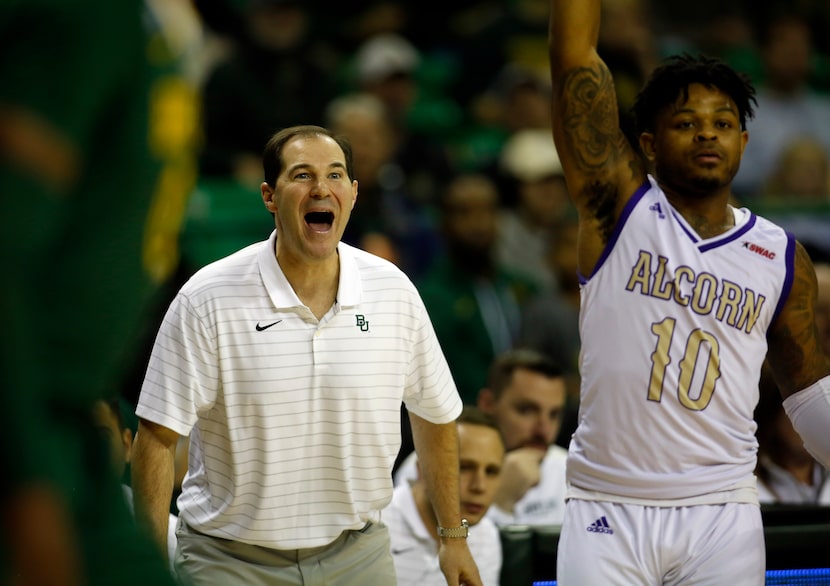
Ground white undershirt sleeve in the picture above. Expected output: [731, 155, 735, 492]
[783, 375, 830, 469]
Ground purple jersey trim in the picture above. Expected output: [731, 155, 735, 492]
[771, 231, 796, 326]
[671, 209, 700, 244]
[581, 180, 651, 283]
[698, 212, 757, 252]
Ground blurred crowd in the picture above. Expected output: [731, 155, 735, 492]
[3, 0, 829, 583]
[130, 0, 830, 516]
[147, 0, 830, 402]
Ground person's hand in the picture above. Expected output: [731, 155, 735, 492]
[492, 446, 546, 513]
[438, 538, 483, 586]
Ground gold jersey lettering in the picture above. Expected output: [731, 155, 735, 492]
[626, 252, 767, 334]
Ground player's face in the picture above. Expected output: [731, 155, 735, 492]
[263, 135, 358, 263]
[458, 423, 505, 525]
[641, 83, 748, 196]
[486, 368, 566, 452]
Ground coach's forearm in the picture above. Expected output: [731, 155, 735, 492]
[131, 419, 179, 560]
[409, 413, 462, 528]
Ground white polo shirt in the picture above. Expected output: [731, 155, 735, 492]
[384, 482, 502, 586]
[137, 231, 462, 550]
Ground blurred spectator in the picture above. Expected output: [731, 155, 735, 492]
[92, 397, 179, 568]
[352, 33, 456, 207]
[477, 349, 568, 525]
[385, 406, 505, 586]
[417, 174, 538, 404]
[755, 364, 830, 505]
[733, 12, 830, 198]
[472, 62, 552, 137]
[763, 136, 830, 201]
[396, 348, 569, 526]
[496, 128, 572, 292]
[815, 262, 830, 356]
[598, 0, 665, 148]
[148, 0, 216, 87]
[355, 32, 422, 124]
[488, 64, 553, 134]
[199, 0, 339, 185]
[320, 0, 415, 60]
[752, 136, 830, 261]
[325, 92, 441, 279]
[754, 260, 830, 505]
[460, 61, 553, 179]
[343, 1, 411, 48]
[517, 214, 582, 445]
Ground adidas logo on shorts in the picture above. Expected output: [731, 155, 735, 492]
[586, 515, 614, 535]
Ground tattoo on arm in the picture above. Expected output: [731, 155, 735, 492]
[768, 243, 830, 394]
[559, 64, 622, 173]
[559, 63, 646, 245]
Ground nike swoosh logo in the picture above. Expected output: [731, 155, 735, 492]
[255, 320, 282, 331]
[391, 547, 415, 555]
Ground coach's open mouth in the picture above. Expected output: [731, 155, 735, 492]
[305, 211, 334, 232]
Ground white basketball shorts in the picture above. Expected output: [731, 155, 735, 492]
[556, 499, 765, 585]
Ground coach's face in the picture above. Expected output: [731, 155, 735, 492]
[262, 134, 358, 264]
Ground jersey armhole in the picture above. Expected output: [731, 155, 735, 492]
[770, 231, 797, 326]
[580, 179, 652, 283]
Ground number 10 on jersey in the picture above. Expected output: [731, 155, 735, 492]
[648, 317, 722, 411]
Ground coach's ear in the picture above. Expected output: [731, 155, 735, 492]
[262, 182, 277, 213]
[639, 132, 656, 163]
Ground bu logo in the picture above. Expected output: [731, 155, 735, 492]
[649, 202, 666, 219]
[355, 314, 369, 332]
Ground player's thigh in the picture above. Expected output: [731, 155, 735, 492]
[556, 499, 658, 586]
[669, 503, 764, 586]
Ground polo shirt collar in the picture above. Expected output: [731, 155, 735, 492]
[334, 241, 361, 307]
[257, 230, 363, 309]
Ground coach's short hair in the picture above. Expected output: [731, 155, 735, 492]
[262, 125, 354, 187]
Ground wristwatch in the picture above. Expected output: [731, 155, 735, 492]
[437, 519, 469, 538]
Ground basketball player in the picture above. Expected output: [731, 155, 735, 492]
[547, 1, 830, 584]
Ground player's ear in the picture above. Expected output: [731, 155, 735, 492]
[262, 182, 277, 213]
[639, 132, 656, 162]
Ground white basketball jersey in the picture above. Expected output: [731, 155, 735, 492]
[568, 176, 795, 500]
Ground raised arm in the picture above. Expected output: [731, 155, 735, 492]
[548, 0, 646, 273]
